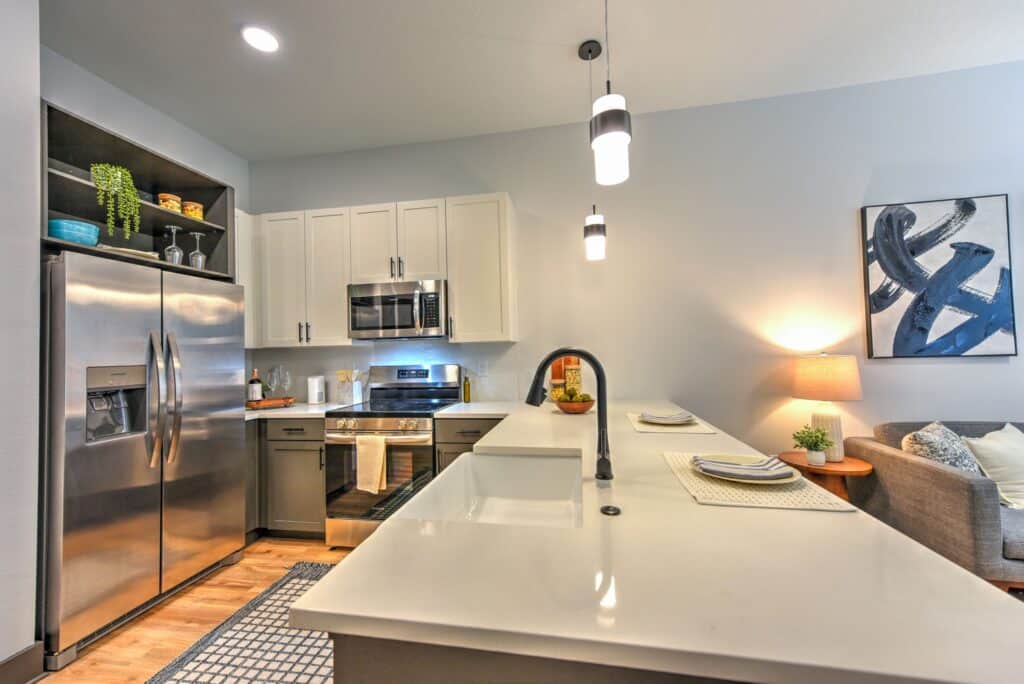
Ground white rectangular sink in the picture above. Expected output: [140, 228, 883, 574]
[395, 451, 583, 528]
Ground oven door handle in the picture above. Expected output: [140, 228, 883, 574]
[325, 431, 433, 446]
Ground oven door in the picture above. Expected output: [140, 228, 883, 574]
[323, 430, 434, 546]
[348, 280, 446, 340]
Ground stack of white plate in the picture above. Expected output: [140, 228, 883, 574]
[639, 410, 696, 426]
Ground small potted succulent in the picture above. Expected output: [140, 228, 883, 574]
[792, 425, 834, 466]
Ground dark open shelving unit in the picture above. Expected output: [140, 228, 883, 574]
[41, 102, 235, 281]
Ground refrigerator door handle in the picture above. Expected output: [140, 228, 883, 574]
[166, 332, 184, 463]
[147, 331, 167, 469]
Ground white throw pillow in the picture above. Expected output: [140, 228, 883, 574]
[962, 424, 1024, 509]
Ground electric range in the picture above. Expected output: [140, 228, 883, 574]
[323, 364, 462, 546]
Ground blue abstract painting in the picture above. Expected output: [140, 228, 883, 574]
[862, 195, 1017, 358]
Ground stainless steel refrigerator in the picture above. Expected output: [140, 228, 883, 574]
[41, 251, 245, 668]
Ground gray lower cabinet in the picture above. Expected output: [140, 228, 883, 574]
[435, 418, 502, 472]
[265, 419, 326, 534]
[436, 443, 468, 472]
[245, 420, 261, 536]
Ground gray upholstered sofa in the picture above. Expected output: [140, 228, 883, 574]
[845, 422, 1024, 590]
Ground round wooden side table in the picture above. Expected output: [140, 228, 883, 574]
[777, 451, 873, 502]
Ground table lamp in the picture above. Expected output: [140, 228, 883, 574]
[792, 353, 862, 462]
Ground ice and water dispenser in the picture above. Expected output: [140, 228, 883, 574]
[85, 366, 148, 442]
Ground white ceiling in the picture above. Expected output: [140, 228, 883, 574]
[40, 0, 1024, 161]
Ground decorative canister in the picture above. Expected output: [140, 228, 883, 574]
[158, 193, 182, 213]
[549, 379, 566, 403]
[564, 364, 582, 395]
[182, 201, 204, 220]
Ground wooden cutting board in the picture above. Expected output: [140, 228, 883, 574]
[245, 397, 296, 410]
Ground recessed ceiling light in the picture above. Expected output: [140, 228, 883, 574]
[241, 26, 279, 53]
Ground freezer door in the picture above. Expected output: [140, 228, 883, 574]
[161, 272, 245, 591]
[44, 253, 164, 654]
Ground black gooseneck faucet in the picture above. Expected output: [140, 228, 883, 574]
[525, 348, 612, 481]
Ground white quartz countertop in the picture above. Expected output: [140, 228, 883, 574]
[244, 402, 350, 422]
[291, 400, 1024, 683]
[433, 401, 520, 419]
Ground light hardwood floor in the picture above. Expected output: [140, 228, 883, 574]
[45, 537, 349, 683]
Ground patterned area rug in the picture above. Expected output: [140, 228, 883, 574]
[148, 562, 334, 683]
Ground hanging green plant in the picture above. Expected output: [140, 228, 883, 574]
[90, 163, 142, 239]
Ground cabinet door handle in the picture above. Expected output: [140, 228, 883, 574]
[298, 322, 303, 343]
[398, 257, 404, 278]
[319, 446, 325, 470]
[456, 430, 482, 436]
[306, 322, 311, 342]
[390, 257, 396, 278]
[449, 316, 454, 340]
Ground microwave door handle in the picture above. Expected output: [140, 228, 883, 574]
[147, 331, 167, 469]
[413, 289, 421, 334]
[166, 332, 184, 464]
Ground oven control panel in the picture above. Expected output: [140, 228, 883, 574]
[329, 417, 432, 432]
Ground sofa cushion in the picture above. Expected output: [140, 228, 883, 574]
[874, 421, 1024, 449]
[1001, 506, 1024, 560]
[963, 423, 1024, 509]
[901, 422, 981, 474]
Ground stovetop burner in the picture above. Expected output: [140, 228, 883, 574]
[327, 398, 458, 419]
[326, 364, 464, 419]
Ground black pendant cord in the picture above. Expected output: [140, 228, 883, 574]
[588, 52, 597, 215]
[604, 0, 611, 94]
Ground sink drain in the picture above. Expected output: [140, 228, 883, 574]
[600, 505, 621, 516]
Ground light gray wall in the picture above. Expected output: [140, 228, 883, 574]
[0, 0, 40, 664]
[251, 60, 1024, 453]
[41, 47, 251, 210]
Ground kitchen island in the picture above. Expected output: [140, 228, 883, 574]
[291, 400, 1024, 683]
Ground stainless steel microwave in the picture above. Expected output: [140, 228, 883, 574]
[348, 280, 447, 340]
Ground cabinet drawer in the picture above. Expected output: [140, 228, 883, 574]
[266, 419, 325, 441]
[434, 418, 502, 444]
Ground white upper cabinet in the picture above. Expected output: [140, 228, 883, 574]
[349, 203, 398, 283]
[234, 208, 262, 348]
[445, 193, 517, 343]
[260, 211, 308, 347]
[397, 198, 446, 281]
[257, 209, 354, 348]
[304, 207, 352, 346]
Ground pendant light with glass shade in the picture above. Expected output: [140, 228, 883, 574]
[580, 39, 608, 261]
[588, 0, 631, 186]
[584, 205, 607, 261]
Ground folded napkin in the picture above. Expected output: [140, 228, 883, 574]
[693, 455, 795, 481]
[639, 410, 696, 425]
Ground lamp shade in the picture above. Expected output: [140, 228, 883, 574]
[584, 212, 606, 261]
[590, 93, 631, 186]
[792, 354, 862, 401]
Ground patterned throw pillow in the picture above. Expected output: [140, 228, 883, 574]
[901, 422, 982, 474]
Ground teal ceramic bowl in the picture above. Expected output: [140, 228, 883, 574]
[49, 219, 100, 246]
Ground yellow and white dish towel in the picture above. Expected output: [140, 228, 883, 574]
[356, 434, 388, 494]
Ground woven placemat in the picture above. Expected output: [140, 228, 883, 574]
[665, 452, 855, 512]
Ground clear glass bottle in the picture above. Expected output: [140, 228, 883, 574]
[564, 364, 582, 395]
